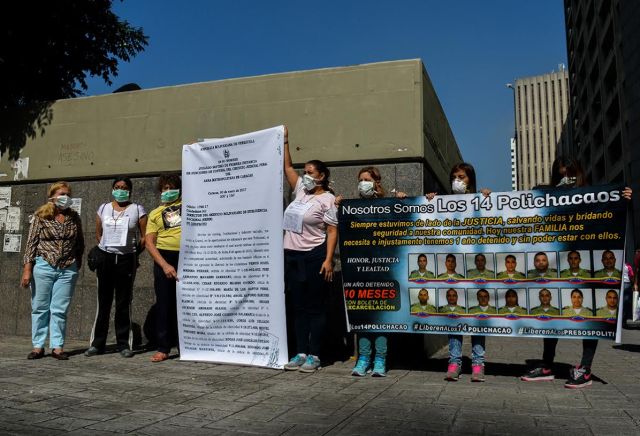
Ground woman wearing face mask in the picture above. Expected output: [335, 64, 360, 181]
[85, 177, 147, 358]
[21, 181, 84, 360]
[335, 167, 406, 377]
[282, 127, 338, 373]
[426, 163, 491, 382]
[521, 156, 632, 388]
[145, 174, 182, 363]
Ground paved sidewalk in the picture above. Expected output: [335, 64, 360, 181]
[1, 332, 640, 435]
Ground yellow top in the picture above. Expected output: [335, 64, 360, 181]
[146, 201, 182, 251]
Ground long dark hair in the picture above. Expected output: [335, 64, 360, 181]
[449, 162, 477, 193]
[307, 159, 334, 194]
[550, 156, 586, 187]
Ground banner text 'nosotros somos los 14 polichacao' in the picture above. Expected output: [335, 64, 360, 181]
[338, 185, 627, 340]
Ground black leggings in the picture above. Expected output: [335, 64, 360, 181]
[285, 243, 329, 357]
[91, 251, 137, 350]
[543, 338, 598, 368]
[153, 249, 180, 353]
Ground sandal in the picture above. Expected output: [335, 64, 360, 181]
[150, 351, 169, 362]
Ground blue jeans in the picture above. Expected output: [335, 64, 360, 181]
[31, 257, 79, 348]
[358, 333, 387, 359]
[448, 335, 485, 366]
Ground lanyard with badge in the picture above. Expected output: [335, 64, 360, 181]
[103, 208, 130, 246]
[283, 198, 315, 234]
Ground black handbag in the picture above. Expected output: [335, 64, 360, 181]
[87, 246, 106, 272]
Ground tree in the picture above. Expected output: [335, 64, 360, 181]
[0, 0, 148, 159]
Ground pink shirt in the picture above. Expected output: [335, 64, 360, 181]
[283, 178, 338, 251]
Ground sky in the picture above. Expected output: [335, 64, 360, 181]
[84, 0, 568, 192]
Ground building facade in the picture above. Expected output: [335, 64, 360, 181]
[0, 60, 459, 355]
[513, 68, 571, 190]
[563, 0, 639, 248]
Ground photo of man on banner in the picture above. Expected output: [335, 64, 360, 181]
[408, 253, 436, 280]
[437, 253, 465, 279]
[529, 288, 560, 315]
[496, 253, 526, 280]
[559, 250, 592, 278]
[593, 249, 623, 279]
[527, 251, 559, 279]
[409, 288, 437, 315]
[438, 288, 466, 314]
[466, 253, 496, 279]
[468, 289, 497, 314]
[595, 289, 619, 318]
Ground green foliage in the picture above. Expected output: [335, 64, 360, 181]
[0, 0, 148, 159]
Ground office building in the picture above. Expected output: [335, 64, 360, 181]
[564, 0, 639, 249]
[512, 68, 570, 190]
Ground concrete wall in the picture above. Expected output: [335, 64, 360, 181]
[0, 59, 456, 356]
[0, 177, 159, 345]
[1, 163, 445, 357]
[0, 59, 459, 193]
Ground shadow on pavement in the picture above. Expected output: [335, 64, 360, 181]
[613, 343, 640, 353]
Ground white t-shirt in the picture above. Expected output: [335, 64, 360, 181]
[98, 202, 147, 255]
[283, 178, 337, 251]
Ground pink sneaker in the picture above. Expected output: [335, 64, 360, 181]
[445, 363, 461, 381]
[471, 364, 485, 382]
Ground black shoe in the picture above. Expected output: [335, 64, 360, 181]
[521, 366, 555, 382]
[84, 346, 103, 357]
[27, 349, 45, 360]
[565, 366, 592, 389]
[120, 349, 134, 358]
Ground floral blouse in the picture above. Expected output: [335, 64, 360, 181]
[23, 212, 84, 269]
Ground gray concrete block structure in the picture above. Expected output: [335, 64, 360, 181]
[0, 59, 462, 355]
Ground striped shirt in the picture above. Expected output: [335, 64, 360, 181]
[23, 212, 85, 268]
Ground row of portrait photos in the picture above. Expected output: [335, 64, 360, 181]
[407, 250, 623, 281]
[408, 287, 620, 318]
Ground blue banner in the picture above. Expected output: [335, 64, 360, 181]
[338, 185, 627, 340]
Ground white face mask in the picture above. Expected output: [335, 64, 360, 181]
[451, 178, 467, 194]
[358, 181, 375, 198]
[53, 195, 72, 210]
[302, 174, 319, 191]
[557, 176, 576, 187]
